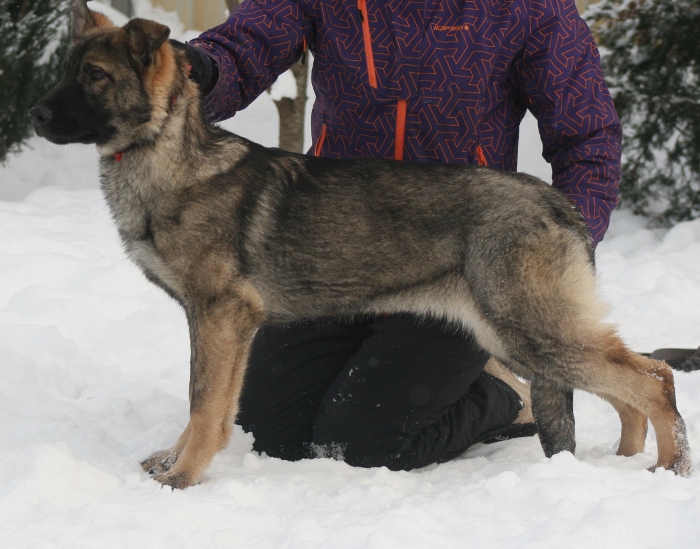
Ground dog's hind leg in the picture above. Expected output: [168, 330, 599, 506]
[529, 377, 647, 460]
[530, 376, 575, 457]
[576, 331, 691, 475]
[602, 395, 647, 457]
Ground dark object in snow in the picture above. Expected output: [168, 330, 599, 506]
[651, 348, 700, 372]
[477, 423, 539, 445]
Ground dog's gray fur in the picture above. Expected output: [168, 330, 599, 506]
[29, 0, 691, 488]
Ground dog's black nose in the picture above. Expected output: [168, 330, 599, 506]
[28, 105, 52, 128]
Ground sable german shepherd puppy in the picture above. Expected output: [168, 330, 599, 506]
[30, 0, 691, 488]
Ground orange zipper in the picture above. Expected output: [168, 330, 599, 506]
[315, 123, 328, 156]
[395, 99, 407, 161]
[358, 0, 378, 89]
[476, 143, 488, 167]
[301, 37, 308, 65]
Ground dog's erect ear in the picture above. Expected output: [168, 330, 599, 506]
[123, 19, 171, 68]
[71, 0, 114, 42]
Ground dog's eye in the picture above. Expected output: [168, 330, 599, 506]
[89, 68, 106, 81]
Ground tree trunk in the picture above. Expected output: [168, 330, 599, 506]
[273, 61, 309, 153]
[225, 0, 243, 12]
[110, 0, 133, 17]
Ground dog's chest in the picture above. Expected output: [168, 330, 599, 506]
[127, 237, 184, 299]
[103, 177, 186, 299]
[125, 221, 186, 301]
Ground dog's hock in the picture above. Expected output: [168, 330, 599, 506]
[530, 378, 576, 457]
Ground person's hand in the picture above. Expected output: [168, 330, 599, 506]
[169, 39, 217, 94]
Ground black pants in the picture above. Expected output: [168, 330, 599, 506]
[236, 314, 522, 471]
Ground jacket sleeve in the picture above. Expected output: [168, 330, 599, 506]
[188, 0, 314, 123]
[511, 0, 622, 247]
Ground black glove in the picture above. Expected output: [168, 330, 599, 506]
[650, 346, 700, 372]
[169, 39, 218, 94]
[669, 347, 700, 372]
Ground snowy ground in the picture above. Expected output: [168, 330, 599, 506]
[2, 4, 700, 548]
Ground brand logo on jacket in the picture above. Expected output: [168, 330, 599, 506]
[432, 24, 470, 32]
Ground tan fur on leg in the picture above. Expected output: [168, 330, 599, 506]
[604, 395, 647, 457]
[141, 422, 191, 474]
[587, 332, 692, 475]
[151, 294, 261, 488]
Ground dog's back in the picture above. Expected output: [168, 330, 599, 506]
[236, 148, 591, 323]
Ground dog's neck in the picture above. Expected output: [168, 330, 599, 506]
[100, 67, 246, 199]
[112, 93, 182, 162]
[100, 45, 248, 202]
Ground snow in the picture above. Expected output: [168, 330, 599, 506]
[269, 70, 299, 101]
[2, 4, 700, 548]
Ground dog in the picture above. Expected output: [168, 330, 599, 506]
[29, 0, 691, 489]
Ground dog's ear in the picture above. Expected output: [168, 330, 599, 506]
[123, 19, 171, 68]
[71, 0, 113, 42]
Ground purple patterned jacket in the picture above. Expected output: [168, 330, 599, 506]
[190, 0, 622, 246]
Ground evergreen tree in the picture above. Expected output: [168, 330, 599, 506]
[587, 0, 700, 225]
[0, 0, 70, 164]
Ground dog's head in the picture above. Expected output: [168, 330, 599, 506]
[29, 0, 185, 155]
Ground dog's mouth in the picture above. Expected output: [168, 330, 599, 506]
[34, 127, 100, 145]
[36, 129, 100, 146]
[29, 105, 108, 146]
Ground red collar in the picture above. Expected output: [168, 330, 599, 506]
[113, 94, 178, 162]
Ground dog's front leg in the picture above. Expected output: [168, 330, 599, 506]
[144, 295, 263, 489]
[531, 376, 576, 457]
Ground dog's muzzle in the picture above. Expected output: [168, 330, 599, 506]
[28, 105, 53, 137]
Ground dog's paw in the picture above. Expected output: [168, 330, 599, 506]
[648, 456, 693, 477]
[141, 450, 178, 475]
[154, 470, 196, 490]
[671, 456, 693, 477]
